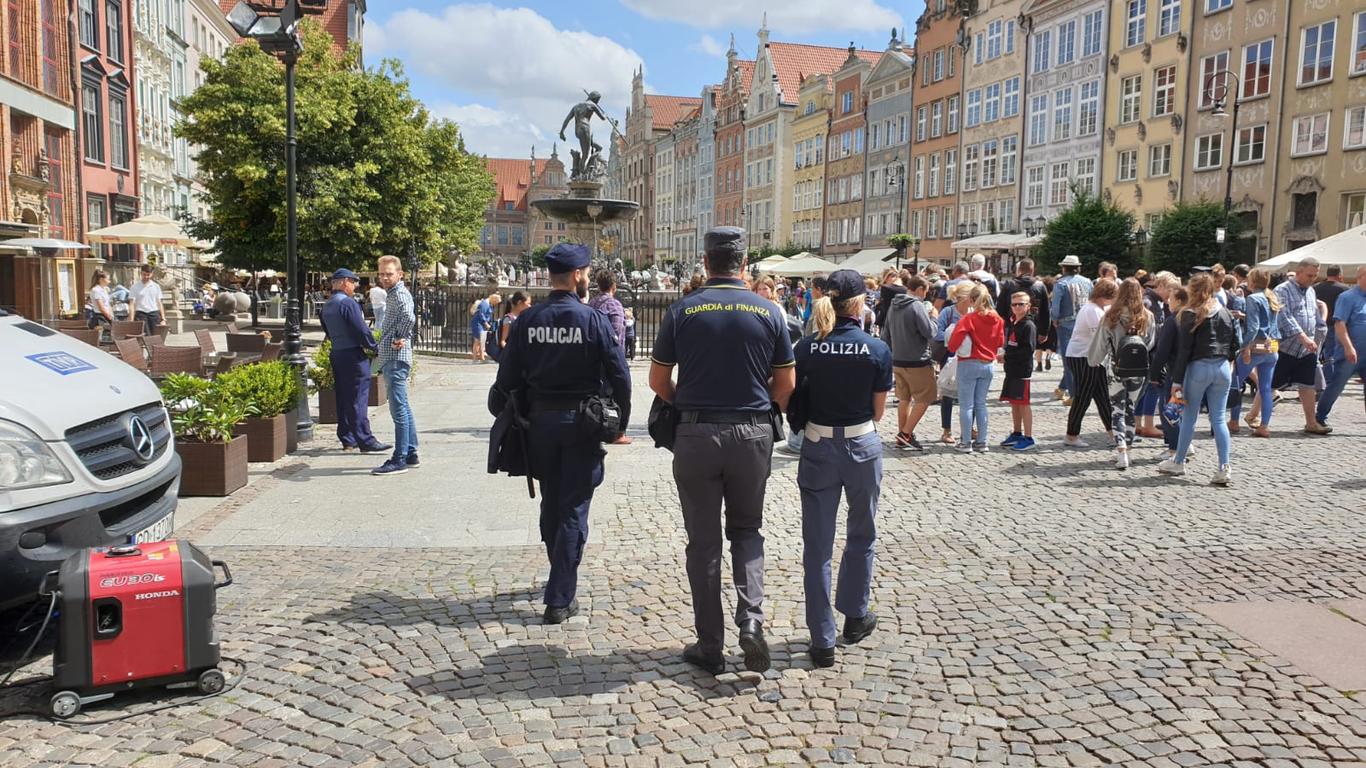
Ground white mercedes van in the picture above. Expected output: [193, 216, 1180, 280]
[0, 310, 180, 610]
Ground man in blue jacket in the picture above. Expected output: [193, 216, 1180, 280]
[320, 268, 389, 453]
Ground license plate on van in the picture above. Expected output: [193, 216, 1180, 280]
[130, 512, 174, 544]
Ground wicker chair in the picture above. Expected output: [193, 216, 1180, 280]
[114, 337, 149, 372]
[139, 333, 167, 353]
[226, 333, 266, 355]
[193, 329, 217, 356]
[56, 319, 89, 331]
[111, 320, 145, 339]
[212, 353, 241, 375]
[148, 345, 206, 377]
[60, 328, 102, 347]
[258, 342, 283, 361]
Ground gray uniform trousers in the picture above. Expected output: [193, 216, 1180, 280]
[672, 421, 773, 653]
[797, 427, 881, 649]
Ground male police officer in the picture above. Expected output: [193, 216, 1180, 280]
[320, 268, 389, 453]
[495, 243, 631, 624]
[649, 227, 795, 675]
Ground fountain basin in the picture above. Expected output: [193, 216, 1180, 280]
[531, 197, 640, 224]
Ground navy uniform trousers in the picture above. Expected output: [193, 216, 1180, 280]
[331, 347, 376, 448]
[797, 427, 881, 649]
[529, 409, 604, 609]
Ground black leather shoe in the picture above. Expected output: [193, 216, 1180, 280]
[682, 643, 725, 676]
[810, 646, 835, 668]
[737, 619, 771, 673]
[405, 452, 420, 467]
[542, 599, 579, 625]
[359, 441, 393, 454]
[842, 613, 878, 644]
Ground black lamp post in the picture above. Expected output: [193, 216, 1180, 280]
[969, 221, 979, 237]
[227, 0, 315, 444]
[957, 222, 968, 240]
[911, 236, 921, 274]
[1206, 68, 1242, 264]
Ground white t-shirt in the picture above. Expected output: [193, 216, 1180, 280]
[131, 280, 163, 313]
[1066, 301, 1107, 357]
[88, 285, 112, 315]
[369, 286, 387, 310]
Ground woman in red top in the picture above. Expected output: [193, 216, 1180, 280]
[948, 283, 1005, 452]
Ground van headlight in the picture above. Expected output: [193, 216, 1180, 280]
[0, 421, 73, 492]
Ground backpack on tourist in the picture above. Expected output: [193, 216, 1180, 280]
[1111, 333, 1151, 379]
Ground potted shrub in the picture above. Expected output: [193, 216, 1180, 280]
[310, 340, 338, 424]
[161, 373, 249, 497]
[218, 361, 298, 463]
[366, 329, 386, 406]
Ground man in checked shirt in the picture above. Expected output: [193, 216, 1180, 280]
[372, 255, 421, 475]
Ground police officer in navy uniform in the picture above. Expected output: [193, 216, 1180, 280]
[495, 243, 631, 624]
[319, 268, 389, 453]
[649, 227, 795, 675]
[792, 269, 891, 669]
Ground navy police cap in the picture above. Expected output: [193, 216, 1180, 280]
[703, 226, 745, 256]
[546, 243, 591, 273]
[330, 268, 359, 281]
[823, 269, 866, 301]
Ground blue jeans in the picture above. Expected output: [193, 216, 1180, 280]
[956, 359, 993, 447]
[798, 429, 880, 649]
[1230, 352, 1277, 425]
[1176, 358, 1232, 466]
[1055, 324, 1074, 392]
[1317, 355, 1366, 424]
[383, 360, 418, 461]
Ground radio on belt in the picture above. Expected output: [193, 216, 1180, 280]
[42, 540, 232, 718]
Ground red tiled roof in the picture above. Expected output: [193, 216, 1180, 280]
[734, 60, 755, 92]
[647, 95, 703, 131]
[484, 157, 549, 212]
[768, 42, 882, 103]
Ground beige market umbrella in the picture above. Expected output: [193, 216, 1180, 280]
[85, 213, 210, 248]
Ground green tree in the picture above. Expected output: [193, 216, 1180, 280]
[1147, 201, 1246, 276]
[177, 21, 493, 274]
[1033, 187, 1138, 275]
[530, 243, 551, 267]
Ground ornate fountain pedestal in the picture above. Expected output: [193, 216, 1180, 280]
[530, 179, 638, 264]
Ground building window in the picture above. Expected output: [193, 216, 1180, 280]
[1195, 133, 1223, 170]
[1291, 192, 1317, 230]
[42, 0, 60, 94]
[1206, 0, 1231, 11]
[913, 156, 925, 199]
[45, 130, 64, 236]
[1053, 88, 1073, 141]
[963, 144, 978, 192]
[1029, 95, 1048, 146]
[927, 207, 938, 239]
[1126, 0, 1146, 48]
[1346, 106, 1366, 149]
[1242, 40, 1273, 98]
[1057, 20, 1076, 66]
[1299, 21, 1336, 86]
[1159, 0, 1180, 37]
[106, 1, 123, 62]
[1050, 161, 1071, 205]
[1149, 143, 1172, 177]
[1078, 81, 1099, 136]
[1026, 166, 1045, 208]
[931, 100, 943, 137]
[1083, 10, 1104, 58]
[1235, 124, 1267, 164]
[1291, 113, 1330, 156]
[79, 0, 99, 49]
[984, 83, 1001, 123]
[87, 195, 106, 258]
[1120, 76, 1141, 123]
[1004, 77, 1020, 118]
[1346, 193, 1365, 228]
[1153, 66, 1176, 117]
[82, 82, 104, 162]
[917, 106, 928, 142]
[966, 89, 981, 128]
[1355, 12, 1366, 76]
[934, 48, 945, 81]
[943, 206, 954, 239]
[1117, 150, 1138, 182]
[1199, 52, 1230, 109]
[842, 91, 853, 113]
[987, 19, 1003, 60]
[980, 139, 998, 188]
[1074, 158, 1096, 196]
[1000, 136, 1017, 186]
[928, 153, 941, 197]
[109, 93, 128, 168]
[944, 149, 957, 195]
[1033, 30, 1051, 73]
[947, 96, 960, 133]
[975, 32, 984, 65]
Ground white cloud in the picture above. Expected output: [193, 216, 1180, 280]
[620, 0, 903, 35]
[690, 34, 728, 58]
[367, 4, 644, 158]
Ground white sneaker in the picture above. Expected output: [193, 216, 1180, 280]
[1211, 464, 1231, 486]
[1115, 449, 1130, 470]
[1156, 458, 1185, 476]
[1062, 435, 1085, 448]
[955, 442, 973, 454]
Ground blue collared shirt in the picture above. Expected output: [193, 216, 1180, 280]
[320, 292, 377, 352]
[795, 317, 892, 426]
[377, 281, 414, 371]
[1274, 280, 1325, 359]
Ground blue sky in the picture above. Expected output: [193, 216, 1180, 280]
[364, 1, 926, 158]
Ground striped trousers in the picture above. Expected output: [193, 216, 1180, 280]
[1065, 356, 1113, 437]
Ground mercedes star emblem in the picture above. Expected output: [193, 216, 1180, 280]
[126, 416, 155, 463]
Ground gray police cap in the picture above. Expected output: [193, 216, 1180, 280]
[703, 226, 746, 257]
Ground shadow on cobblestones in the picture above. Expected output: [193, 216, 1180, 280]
[305, 588, 545, 628]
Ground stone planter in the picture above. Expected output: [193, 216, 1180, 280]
[235, 413, 287, 463]
[175, 435, 248, 497]
[318, 389, 338, 424]
[368, 374, 386, 407]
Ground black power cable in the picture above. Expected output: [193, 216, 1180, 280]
[0, 591, 58, 690]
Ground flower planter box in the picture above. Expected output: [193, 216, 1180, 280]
[175, 435, 248, 497]
[234, 413, 288, 463]
[318, 389, 338, 424]
[368, 374, 386, 406]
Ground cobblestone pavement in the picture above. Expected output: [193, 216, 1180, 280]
[2, 358, 1365, 767]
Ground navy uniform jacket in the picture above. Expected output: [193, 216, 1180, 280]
[495, 291, 632, 427]
[321, 292, 378, 353]
[652, 277, 795, 412]
[794, 317, 893, 427]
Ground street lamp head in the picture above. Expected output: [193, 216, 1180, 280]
[969, 222, 979, 236]
[1213, 102, 1228, 118]
[957, 223, 968, 239]
[226, 1, 259, 36]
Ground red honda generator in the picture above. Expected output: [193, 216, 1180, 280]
[41, 540, 232, 718]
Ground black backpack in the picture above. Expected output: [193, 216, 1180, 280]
[1111, 333, 1150, 379]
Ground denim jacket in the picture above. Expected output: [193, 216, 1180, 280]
[1242, 291, 1283, 345]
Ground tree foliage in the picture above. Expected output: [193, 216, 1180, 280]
[177, 21, 493, 274]
[1033, 188, 1138, 275]
[1147, 201, 1247, 276]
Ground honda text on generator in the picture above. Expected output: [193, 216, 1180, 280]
[41, 540, 232, 718]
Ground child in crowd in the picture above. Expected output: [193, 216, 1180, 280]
[999, 291, 1038, 451]
[623, 307, 636, 360]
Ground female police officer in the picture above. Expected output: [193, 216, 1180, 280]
[792, 269, 892, 668]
